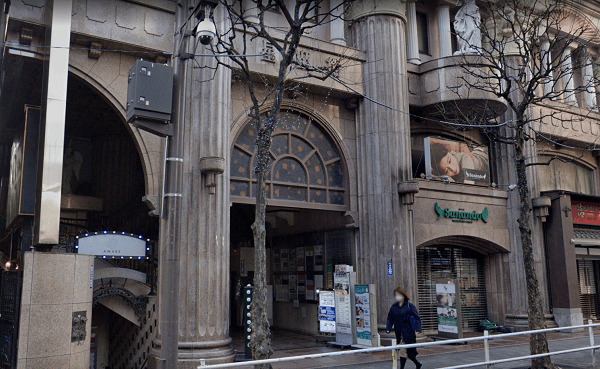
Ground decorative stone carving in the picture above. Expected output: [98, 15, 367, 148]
[199, 157, 226, 194]
[453, 0, 481, 55]
[88, 41, 103, 59]
[532, 196, 552, 223]
[398, 180, 419, 206]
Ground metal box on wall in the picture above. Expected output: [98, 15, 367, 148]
[126, 60, 173, 136]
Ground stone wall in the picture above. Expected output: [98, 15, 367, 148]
[17, 252, 94, 369]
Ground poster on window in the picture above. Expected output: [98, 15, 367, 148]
[318, 290, 336, 334]
[314, 245, 324, 271]
[354, 285, 372, 346]
[436, 279, 460, 337]
[424, 137, 490, 185]
[297, 247, 305, 272]
[334, 265, 352, 335]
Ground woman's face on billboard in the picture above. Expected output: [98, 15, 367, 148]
[438, 152, 460, 177]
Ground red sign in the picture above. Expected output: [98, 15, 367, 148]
[572, 201, 600, 226]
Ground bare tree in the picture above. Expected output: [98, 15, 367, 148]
[443, 0, 600, 367]
[203, 1, 352, 366]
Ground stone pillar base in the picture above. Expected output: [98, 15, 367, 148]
[149, 339, 236, 369]
[553, 308, 584, 331]
[505, 314, 557, 331]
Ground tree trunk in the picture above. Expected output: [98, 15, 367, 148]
[250, 167, 273, 369]
[514, 122, 554, 369]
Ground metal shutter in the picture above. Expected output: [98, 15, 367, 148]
[417, 246, 488, 334]
[577, 259, 599, 320]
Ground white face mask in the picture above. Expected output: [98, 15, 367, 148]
[395, 295, 404, 303]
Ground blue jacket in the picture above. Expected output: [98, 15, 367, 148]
[386, 301, 422, 344]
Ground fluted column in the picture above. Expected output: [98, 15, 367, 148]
[437, 4, 452, 58]
[562, 46, 577, 105]
[178, 4, 235, 367]
[350, 2, 416, 327]
[243, 0, 258, 24]
[406, 0, 420, 64]
[330, 0, 346, 45]
[583, 53, 597, 110]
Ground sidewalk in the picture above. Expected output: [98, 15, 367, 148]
[230, 328, 600, 368]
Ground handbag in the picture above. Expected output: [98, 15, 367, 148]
[409, 304, 423, 333]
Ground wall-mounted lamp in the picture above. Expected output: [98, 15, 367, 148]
[199, 157, 225, 194]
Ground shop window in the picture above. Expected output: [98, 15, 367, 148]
[272, 229, 352, 303]
[231, 111, 348, 209]
[537, 156, 594, 195]
[416, 12, 430, 55]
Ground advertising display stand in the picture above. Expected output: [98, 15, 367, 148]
[353, 284, 380, 348]
[329, 265, 356, 348]
[435, 279, 463, 339]
[316, 289, 336, 342]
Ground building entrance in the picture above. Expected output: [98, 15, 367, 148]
[417, 246, 488, 334]
[230, 204, 353, 335]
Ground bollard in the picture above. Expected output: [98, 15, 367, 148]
[484, 330, 490, 369]
[391, 338, 397, 369]
[590, 319, 596, 368]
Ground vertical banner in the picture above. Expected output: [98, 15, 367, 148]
[354, 285, 372, 346]
[318, 290, 336, 334]
[334, 264, 355, 346]
[435, 279, 463, 338]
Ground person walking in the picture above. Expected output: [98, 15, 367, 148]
[386, 287, 423, 369]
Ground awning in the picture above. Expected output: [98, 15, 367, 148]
[574, 229, 600, 246]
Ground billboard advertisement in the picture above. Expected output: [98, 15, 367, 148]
[424, 137, 490, 185]
[572, 200, 600, 226]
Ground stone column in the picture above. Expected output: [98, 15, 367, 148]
[329, 0, 346, 46]
[583, 53, 597, 110]
[406, 0, 420, 64]
[349, 0, 416, 327]
[158, 4, 235, 367]
[540, 40, 554, 98]
[437, 4, 452, 58]
[243, 0, 259, 24]
[562, 46, 577, 105]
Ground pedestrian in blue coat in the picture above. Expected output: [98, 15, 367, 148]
[386, 287, 422, 369]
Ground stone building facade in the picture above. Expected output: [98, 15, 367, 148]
[2, 0, 600, 368]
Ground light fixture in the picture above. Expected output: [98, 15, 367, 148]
[508, 184, 518, 191]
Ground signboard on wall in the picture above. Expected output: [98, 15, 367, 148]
[354, 285, 373, 346]
[318, 290, 336, 334]
[435, 279, 463, 339]
[572, 201, 600, 226]
[77, 233, 147, 257]
[424, 137, 490, 185]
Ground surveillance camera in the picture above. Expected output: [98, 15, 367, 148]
[196, 19, 216, 46]
[508, 184, 518, 191]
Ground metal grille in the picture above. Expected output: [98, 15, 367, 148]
[0, 271, 22, 369]
[577, 259, 599, 319]
[417, 246, 488, 333]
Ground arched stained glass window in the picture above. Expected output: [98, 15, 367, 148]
[230, 111, 348, 209]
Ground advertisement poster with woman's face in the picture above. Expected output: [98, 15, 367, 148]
[424, 137, 490, 185]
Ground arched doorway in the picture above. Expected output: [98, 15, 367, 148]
[229, 110, 352, 337]
[64, 75, 158, 369]
[417, 245, 488, 334]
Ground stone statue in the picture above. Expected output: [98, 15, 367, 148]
[453, 0, 482, 55]
[62, 147, 83, 194]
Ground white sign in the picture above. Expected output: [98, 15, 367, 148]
[334, 265, 352, 335]
[436, 280, 458, 334]
[77, 233, 147, 257]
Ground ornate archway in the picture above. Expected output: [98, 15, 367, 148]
[230, 111, 349, 210]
